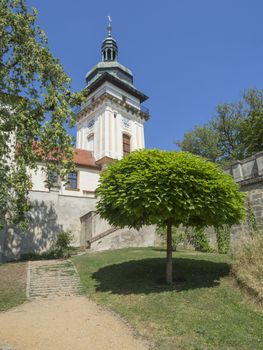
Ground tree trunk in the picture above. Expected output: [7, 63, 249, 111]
[166, 221, 173, 284]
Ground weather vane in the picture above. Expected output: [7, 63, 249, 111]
[107, 15, 112, 35]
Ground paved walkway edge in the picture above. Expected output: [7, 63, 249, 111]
[26, 261, 31, 299]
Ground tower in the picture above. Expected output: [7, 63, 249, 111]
[76, 19, 149, 167]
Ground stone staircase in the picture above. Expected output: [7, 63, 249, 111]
[27, 259, 81, 299]
[86, 226, 120, 248]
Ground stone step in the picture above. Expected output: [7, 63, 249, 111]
[27, 259, 81, 299]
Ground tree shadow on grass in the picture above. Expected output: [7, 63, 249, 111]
[92, 257, 230, 294]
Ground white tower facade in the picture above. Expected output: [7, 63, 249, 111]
[76, 21, 149, 166]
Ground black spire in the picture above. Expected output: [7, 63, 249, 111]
[101, 16, 118, 62]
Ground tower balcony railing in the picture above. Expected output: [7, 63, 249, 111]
[74, 92, 150, 119]
[140, 105, 150, 117]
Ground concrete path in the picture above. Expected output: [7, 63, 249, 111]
[0, 259, 148, 350]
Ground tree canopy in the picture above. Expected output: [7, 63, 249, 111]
[97, 149, 245, 283]
[0, 0, 84, 226]
[177, 89, 263, 164]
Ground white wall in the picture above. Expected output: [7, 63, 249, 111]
[76, 100, 145, 161]
[30, 164, 100, 198]
[29, 165, 49, 192]
[60, 167, 100, 197]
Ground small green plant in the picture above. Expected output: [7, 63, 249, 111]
[157, 226, 212, 252]
[53, 231, 74, 258]
[187, 227, 212, 252]
[215, 225, 230, 254]
[157, 226, 186, 251]
[246, 200, 259, 236]
[20, 251, 56, 261]
[20, 231, 74, 261]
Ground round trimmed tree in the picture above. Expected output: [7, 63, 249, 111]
[96, 150, 245, 284]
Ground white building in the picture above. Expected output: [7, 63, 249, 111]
[1, 21, 156, 261]
[30, 20, 149, 198]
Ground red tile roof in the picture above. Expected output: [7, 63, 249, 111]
[73, 148, 100, 169]
[19, 141, 100, 170]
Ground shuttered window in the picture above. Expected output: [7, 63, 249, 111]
[123, 134, 131, 156]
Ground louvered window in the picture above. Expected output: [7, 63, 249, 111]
[123, 134, 131, 156]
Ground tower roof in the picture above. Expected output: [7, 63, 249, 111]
[86, 18, 134, 86]
[101, 17, 118, 62]
[84, 18, 148, 103]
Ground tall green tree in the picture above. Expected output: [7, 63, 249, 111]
[176, 126, 221, 162]
[211, 102, 244, 161]
[97, 149, 245, 284]
[177, 89, 263, 164]
[241, 89, 263, 156]
[0, 0, 84, 226]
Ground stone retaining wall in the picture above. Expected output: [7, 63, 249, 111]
[225, 151, 263, 249]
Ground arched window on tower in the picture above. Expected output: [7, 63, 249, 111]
[87, 134, 94, 154]
[122, 134, 131, 156]
[107, 49, 111, 61]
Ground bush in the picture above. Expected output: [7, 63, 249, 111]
[157, 226, 212, 252]
[215, 225, 230, 254]
[232, 234, 263, 303]
[20, 231, 74, 261]
[20, 251, 56, 261]
[53, 231, 74, 258]
[188, 227, 212, 253]
[246, 200, 259, 236]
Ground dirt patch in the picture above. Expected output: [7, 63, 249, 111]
[0, 262, 27, 291]
[0, 262, 27, 311]
[0, 296, 148, 350]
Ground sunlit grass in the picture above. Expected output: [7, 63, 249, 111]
[74, 248, 263, 350]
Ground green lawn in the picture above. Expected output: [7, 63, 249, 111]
[73, 248, 263, 350]
[0, 262, 27, 311]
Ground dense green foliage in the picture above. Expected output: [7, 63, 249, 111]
[97, 149, 245, 229]
[97, 149, 245, 283]
[0, 0, 84, 227]
[177, 89, 263, 164]
[74, 248, 263, 350]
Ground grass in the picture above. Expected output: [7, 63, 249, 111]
[73, 248, 263, 350]
[232, 235, 263, 302]
[0, 261, 27, 311]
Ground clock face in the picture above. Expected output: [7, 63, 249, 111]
[87, 119, 95, 129]
[122, 118, 130, 129]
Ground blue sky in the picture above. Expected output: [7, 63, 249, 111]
[27, 0, 263, 150]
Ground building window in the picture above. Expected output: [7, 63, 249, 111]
[67, 171, 78, 190]
[47, 170, 59, 188]
[87, 134, 94, 153]
[123, 134, 131, 156]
